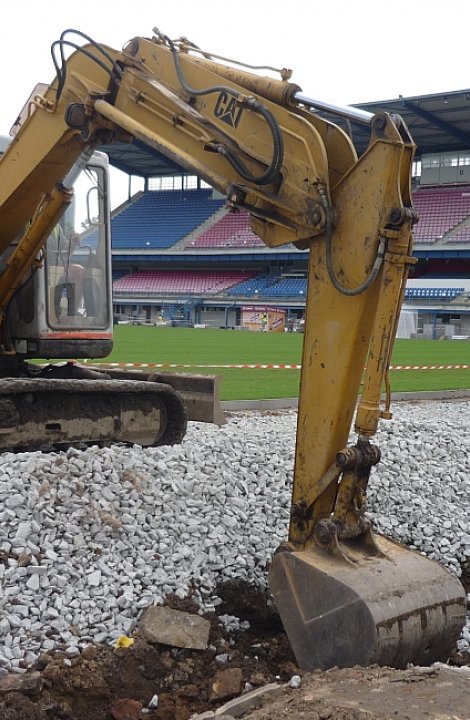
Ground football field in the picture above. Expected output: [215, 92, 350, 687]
[91, 326, 470, 400]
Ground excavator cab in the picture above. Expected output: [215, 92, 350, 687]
[8, 151, 112, 359]
[0, 133, 224, 450]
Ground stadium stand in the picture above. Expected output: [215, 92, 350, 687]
[404, 287, 464, 300]
[110, 185, 470, 253]
[112, 269, 129, 282]
[223, 274, 308, 298]
[413, 186, 470, 243]
[111, 189, 225, 249]
[113, 269, 256, 295]
[189, 210, 264, 248]
[225, 274, 279, 296]
[106, 88, 470, 337]
[261, 277, 308, 298]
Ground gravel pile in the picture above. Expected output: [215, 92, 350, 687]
[0, 400, 468, 672]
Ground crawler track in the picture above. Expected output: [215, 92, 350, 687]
[0, 377, 187, 452]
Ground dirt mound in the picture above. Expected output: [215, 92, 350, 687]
[0, 584, 467, 720]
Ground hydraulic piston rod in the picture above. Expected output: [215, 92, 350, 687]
[294, 92, 374, 125]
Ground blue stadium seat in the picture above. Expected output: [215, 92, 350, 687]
[111, 190, 226, 249]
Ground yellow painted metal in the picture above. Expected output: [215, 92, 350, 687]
[99, 367, 226, 425]
[0, 34, 355, 270]
[355, 228, 414, 437]
[0, 53, 116, 250]
[269, 535, 466, 670]
[155, 49, 359, 190]
[169, 52, 303, 107]
[0, 184, 73, 320]
[269, 112, 465, 669]
[288, 119, 416, 544]
[111, 59, 332, 244]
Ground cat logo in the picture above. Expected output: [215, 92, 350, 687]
[214, 91, 243, 128]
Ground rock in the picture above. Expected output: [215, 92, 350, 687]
[0, 671, 43, 696]
[81, 645, 98, 660]
[249, 671, 271, 686]
[148, 693, 159, 708]
[288, 674, 302, 688]
[111, 697, 143, 720]
[17, 553, 32, 567]
[88, 570, 102, 587]
[0, 404, 468, 669]
[210, 668, 244, 702]
[26, 574, 40, 591]
[211, 682, 284, 717]
[138, 605, 211, 650]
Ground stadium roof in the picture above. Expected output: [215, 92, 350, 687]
[100, 88, 470, 178]
[344, 88, 470, 157]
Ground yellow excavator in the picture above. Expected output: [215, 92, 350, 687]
[0, 28, 465, 669]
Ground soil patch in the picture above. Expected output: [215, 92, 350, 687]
[0, 582, 467, 720]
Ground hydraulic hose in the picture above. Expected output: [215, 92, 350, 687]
[52, 30, 123, 102]
[319, 187, 386, 297]
[164, 35, 284, 186]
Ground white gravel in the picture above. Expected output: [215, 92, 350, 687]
[0, 400, 468, 672]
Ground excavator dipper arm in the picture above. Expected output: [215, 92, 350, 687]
[268, 112, 466, 669]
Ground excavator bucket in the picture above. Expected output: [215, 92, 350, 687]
[269, 534, 467, 671]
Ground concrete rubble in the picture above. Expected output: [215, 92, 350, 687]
[138, 605, 211, 649]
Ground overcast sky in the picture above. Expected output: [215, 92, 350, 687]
[2, 0, 470, 204]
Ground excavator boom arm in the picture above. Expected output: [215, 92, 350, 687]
[0, 30, 356, 297]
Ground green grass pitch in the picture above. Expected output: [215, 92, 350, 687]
[91, 326, 470, 401]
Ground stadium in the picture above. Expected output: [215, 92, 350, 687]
[103, 88, 470, 339]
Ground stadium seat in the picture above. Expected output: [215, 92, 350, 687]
[113, 270, 256, 295]
[111, 189, 226, 250]
[412, 186, 470, 244]
[190, 210, 264, 248]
